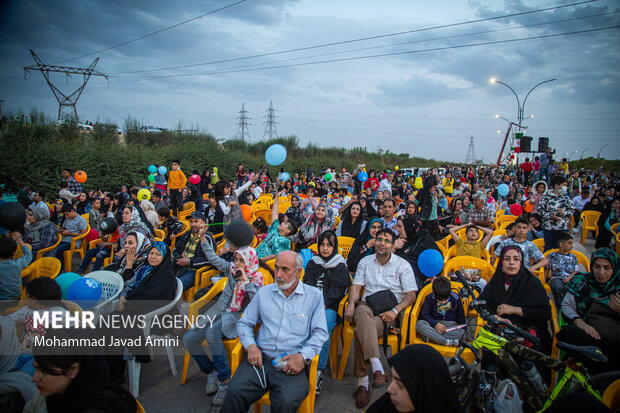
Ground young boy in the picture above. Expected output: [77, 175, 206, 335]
[449, 223, 493, 259]
[487, 222, 515, 253]
[415, 276, 466, 347]
[157, 206, 184, 246]
[167, 160, 187, 217]
[0, 233, 33, 302]
[492, 216, 548, 273]
[544, 233, 579, 307]
[89, 197, 102, 233]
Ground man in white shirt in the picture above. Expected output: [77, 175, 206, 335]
[571, 188, 591, 230]
[344, 228, 418, 408]
[29, 190, 47, 210]
[378, 173, 394, 196]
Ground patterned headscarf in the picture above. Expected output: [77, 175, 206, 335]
[298, 203, 336, 246]
[228, 246, 263, 312]
[566, 248, 620, 316]
[128, 241, 169, 288]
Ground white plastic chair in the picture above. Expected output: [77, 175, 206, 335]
[86, 270, 124, 317]
[128, 278, 183, 397]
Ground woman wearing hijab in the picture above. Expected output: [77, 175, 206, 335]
[443, 197, 468, 231]
[296, 203, 335, 249]
[105, 231, 151, 278]
[185, 184, 205, 213]
[335, 201, 367, 238]
[303, 231, 351, 393]
[285, 194, 305, 229]
[393, 216, 441, 289]
[24, 338, 136, 413]
[140, 199, 160, 230]
[582, 196, 605, 214]
[367, 344, 465, 413]
[24, 206, 59, 260]
[183, 246, 263, 406]
[49, 199, 64, 227]
[418, 175, 442, 240]
[478, 246, 552, 376]
[118, 206, 153, 246]
[558, 248, 620, 373]
[346, 218, 383, 274]
[595, 198, 619, 249]
[0, 316, 36, 412]
[526, 212, 545, 241]
[359, 197, 377, 221]
[74, 192, 91, 215]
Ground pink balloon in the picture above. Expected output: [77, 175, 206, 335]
[189, 174, 201, 185]
[509, 203, 523, 216]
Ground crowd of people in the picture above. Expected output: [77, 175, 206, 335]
[0, 155, 618, 412]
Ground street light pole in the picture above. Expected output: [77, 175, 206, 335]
[597, 144, 610, 158]
[490, 78, 556, 131]
[568, 150, 578, 161]
[580, 148, 591, 160]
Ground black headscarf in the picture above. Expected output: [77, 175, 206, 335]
[125, 245, 177, 306]
[359, 198, 377, 221]
[316, 230, 338, 262]
[339, 201, 365, 238]
[478, 246, 551, 351]
[396, 215, 439, 288]
[367, 344, 465, 413]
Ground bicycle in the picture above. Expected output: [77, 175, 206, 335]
[448, 270, 620, 412]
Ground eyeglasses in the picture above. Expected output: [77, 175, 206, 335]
[375, 237, 393, 244]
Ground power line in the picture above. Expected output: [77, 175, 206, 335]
[55, 0, 247, 64]
[114, 24, 620, 79]
[108, 79, 144, 117]
[109, 0, 596, 75]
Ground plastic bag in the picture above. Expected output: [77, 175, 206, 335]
[493, 379, 524, 413]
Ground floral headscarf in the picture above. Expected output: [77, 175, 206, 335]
[228, 246, 263, 312]
[120, 206, 152, 245]
[566, 248, 620, 316]
[298, 203, 336, 246]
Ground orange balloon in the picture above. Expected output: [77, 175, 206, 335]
[74, 170, 87, 183]
[240, 204, 253, 222]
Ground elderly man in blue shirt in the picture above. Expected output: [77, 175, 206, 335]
[222, 250, 328, 412]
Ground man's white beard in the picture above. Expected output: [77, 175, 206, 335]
[275, 278, 297, 290]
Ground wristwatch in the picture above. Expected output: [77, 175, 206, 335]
[298, 353, 311, 365]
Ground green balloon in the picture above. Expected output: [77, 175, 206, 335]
[148, 174, 155, 182]
[324, 173, 332, 182]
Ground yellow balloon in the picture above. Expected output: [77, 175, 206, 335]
[137, 188, 151, 201]
[395, 166, 399, 171]
[415, 181, 423, 189]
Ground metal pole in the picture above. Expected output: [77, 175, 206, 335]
[521, 78, 556, 130]
[580, 148, 590, 160]
[597, 144, 610, 158]
[497, 122, 516, 166]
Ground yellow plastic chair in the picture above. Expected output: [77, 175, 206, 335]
[455, 227, 484, 241]
[494, 215, 517, 230]
[442, 256, 495, 281]
[444, 245, 490, 263]
[408, 282, 479, 364]
[435, 241, 447, 258]
[580, 211, 601, 245]
[492, 229, 506, 237]
[611, 222, 620, 235]
[178, 202, 196, 221]
[495, 209, 505, 217]
[35, 233, 62, 260]
[154, 228, 166, 241]
[81, 213, 90, 224]
[63, 225, 91, 272]
[531, 238, 545, 254]
[543, 249, 590, 272]
[21, 257, 62, 298]
[229, 341, 319, 413]
[251, 203, 270, 213]
[184, 268, 220, 301]
[334, 287, 414, 380]
[602, 379, 620, 411]
[327, 295, 349, 378]
[254, 209, 273, 226]
[12, 243, 32, 260]
[337, 236, 355, 259]
[136, 400, 146, 413]
[181, 278, 240, 384]
[334, 216, 341, 228]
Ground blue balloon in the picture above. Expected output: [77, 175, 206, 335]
[148, 164, 157, 174]
[158, 165, 167, 175]
[55, 272, 83, 300]
[67, 278, 102, 309]
[358, 171, 369, 182]
[279, 172, 291, 181]
[418, 249, 444, 277]
[497, 183, 509, 197]
[265, 144, 287, 166]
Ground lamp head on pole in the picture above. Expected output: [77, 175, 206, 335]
[490, 78, 497, 84]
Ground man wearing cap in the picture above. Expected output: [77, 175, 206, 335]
[172, 211, 215, 291]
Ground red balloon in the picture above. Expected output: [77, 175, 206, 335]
[510, 203, 523, 216]
[189, 174, 201, 185]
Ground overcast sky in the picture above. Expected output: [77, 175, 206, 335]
[1, 0, 619, 163]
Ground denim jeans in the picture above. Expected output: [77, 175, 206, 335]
[78, 246, 111, 273]
[539, 167, 550, 185]
[178, 269, 196, 291]
[318, 309, 338, 371]
[182, 317, 232, 381]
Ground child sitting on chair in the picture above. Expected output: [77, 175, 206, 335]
[415, 277, 467, 347]
[0, 232, 33, 303]
[544, 233, 579, 307]
[251, 217, 268, 244]
[7, 277, 69, 375]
